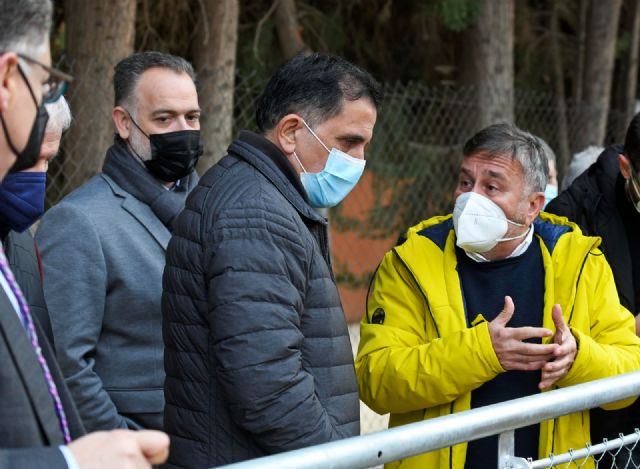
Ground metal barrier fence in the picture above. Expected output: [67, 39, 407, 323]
[217, 371, 640, 469]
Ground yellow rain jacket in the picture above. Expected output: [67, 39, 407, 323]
[356, 212, 640, 469]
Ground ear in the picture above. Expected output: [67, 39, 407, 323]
[619, 153, 632, 180]
[112, 106, 131, 139]
[270, 113, 304, 155]
[526, 191, 545, 223]
[0, 53, 18, 112]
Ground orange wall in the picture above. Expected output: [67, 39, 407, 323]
[331, 171, 396, 323]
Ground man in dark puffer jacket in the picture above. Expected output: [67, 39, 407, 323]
[546, 113, 640, 457]
[162, 53, 383, 468]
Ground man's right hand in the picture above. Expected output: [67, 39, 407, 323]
[488, 296, 558, 371]
[67, 429, 169, 468]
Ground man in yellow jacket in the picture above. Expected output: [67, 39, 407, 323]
[356, 123, 640, 469]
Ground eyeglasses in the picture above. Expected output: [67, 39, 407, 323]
[16, 53, 74, 104]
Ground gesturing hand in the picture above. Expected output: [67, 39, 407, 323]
[539, 304, 577, 390]
[488, 296, 558, 371]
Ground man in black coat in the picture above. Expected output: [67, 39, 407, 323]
[163, 53, 383, 468]
[546, 112, 640, 453]
[0, 0, 169, 467]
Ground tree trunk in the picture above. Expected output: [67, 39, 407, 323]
[63, 0, 136, 193]
[460, 0, 515, 131]
[191, 0, 239, 173]
[623, 0, 640, 128]
[579, 0, 623, 146]
[551, 2, 571, 176]
[274, 0, 310, 59]
[573, 0, 588, 104]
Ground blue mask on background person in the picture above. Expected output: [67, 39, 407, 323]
[0, 171, 47, 233]
[543, 184, 558, 209]
[293, 119, 366, 208]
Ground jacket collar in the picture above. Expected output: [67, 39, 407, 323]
[100, 173, 171, 250]
[229, 131, 326, 225]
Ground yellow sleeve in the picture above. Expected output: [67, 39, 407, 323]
[558, 250, 640, 408]
[356, 249, 504, 415]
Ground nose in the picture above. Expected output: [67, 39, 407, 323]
[175, 116, 191, 131]
[351, 145, 366, 161]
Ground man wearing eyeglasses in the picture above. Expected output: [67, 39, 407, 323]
[36, 51, 202, 434]
[0, 0, 169, 467]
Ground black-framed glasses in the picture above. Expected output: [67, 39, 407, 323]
[16, 53, 74, 104]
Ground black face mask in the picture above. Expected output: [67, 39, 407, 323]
[146, 130, 203, 182]
[129, 115, 203, 182]
[0, 65, 49, 173]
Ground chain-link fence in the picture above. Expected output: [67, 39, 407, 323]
[47, 78, 625, 324]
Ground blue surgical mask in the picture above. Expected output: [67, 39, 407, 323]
[293, 120, 366, 208]
[543, 184, 558, 209]
[0, 171, 46, 232]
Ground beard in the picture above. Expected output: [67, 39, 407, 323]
[128, 125, 152, 161]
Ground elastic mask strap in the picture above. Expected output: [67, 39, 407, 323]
[124, 111, 151, 165]
[292, 152, 308, 173]
[498, 223, 530, 243]
[625, 168, 640, 213]
[301, 119, 330, 153]
[126, 111, 150, 139]
[1, 64, 39, 158]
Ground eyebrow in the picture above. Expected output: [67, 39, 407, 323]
[336, 133, 367, 143]
[459, 167, 473, 177]
[151, 108, 201, 116]
[486, 169, 507, 181]
[459, 167, 507, 181]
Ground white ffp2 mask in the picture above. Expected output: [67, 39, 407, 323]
[453, 192, 527, 253]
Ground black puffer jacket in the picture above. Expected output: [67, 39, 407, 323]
[547, 145, 634, 310]
[546, 144, 640, 443]
[162, 131, 359, 468]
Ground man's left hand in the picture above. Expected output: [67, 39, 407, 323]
[539, 304, 577, 390]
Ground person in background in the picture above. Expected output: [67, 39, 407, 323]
[357, 123, 640, 469]
[561, 146, 603, 190]
[162, 52, 383, 468]
[36, 51, 201, 433]
[535, 137, 558, 208]
[0, 0, 169, 467]
[0, 96, 71, 347]
[546, 112, 640, 457]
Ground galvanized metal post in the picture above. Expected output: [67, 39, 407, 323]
[498, 430, 515, 468]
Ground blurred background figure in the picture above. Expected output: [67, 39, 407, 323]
[561, 146, 603, 191]
[535, 137, 558, 208]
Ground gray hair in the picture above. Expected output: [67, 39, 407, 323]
[535, 137, 556, 164]
[113, 51, 196, 110]
[0, 0, 51, 55]
[463, 123, 549, 193]
[45, 96, 72, 135]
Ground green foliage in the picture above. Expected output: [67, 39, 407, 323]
[436, 0, 480, 32]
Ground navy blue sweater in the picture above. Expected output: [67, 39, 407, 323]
[457, 239, 545, 468]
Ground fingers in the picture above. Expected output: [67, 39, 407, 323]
[493, 296, 515, 327]
[540, 362, 571, 389]
[551, 304, 566, 332]
[509, 326, 553, 342]
[133, 430, 170, 465]
[539, 322, 577, 390]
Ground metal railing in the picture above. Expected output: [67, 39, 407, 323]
[219, 371, 640, 469]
